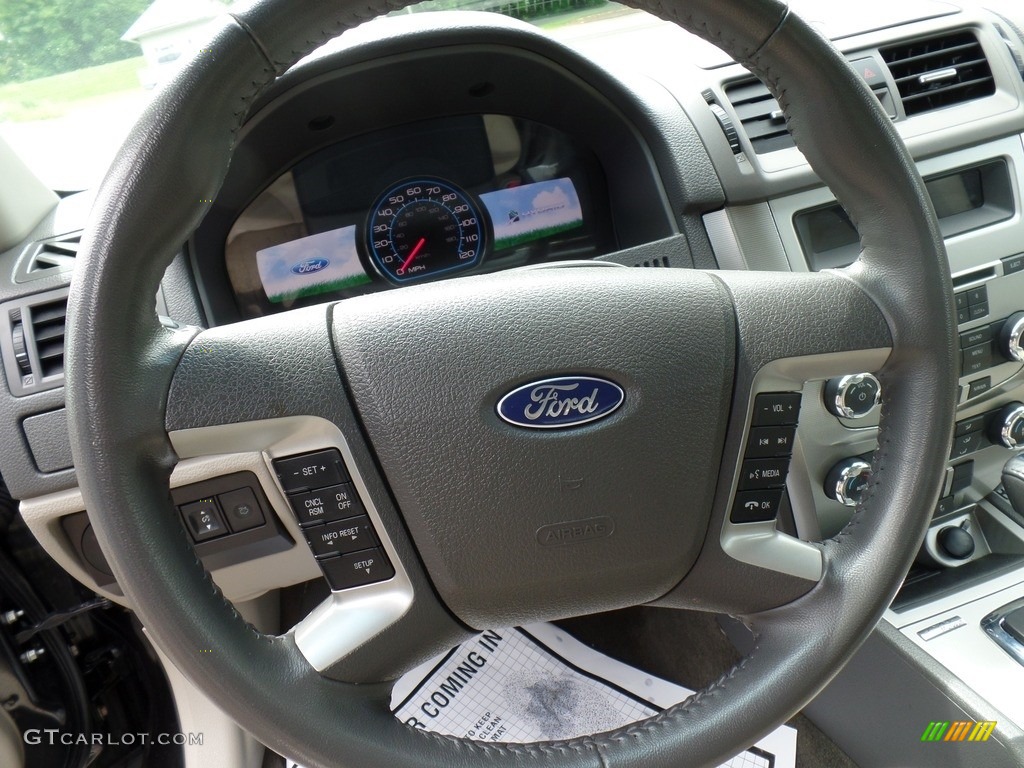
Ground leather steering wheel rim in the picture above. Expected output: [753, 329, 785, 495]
[65, 1, 957, 766]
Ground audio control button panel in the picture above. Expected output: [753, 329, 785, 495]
[730, 392, 802, 523]
[955, 284, 989, 325]
[273, 450, 395, 591]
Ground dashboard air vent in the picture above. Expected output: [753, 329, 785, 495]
[880, 31, 994, 116]
[15, 232, 81, 283]
[636, 256, 671, 268]
[1, 289, 69, 396]
[30, 298, 68, 379]
[723, 79, 795, 155]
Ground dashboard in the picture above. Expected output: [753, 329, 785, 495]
[187, 20, 688, 326]
[222, 115, 614, 318]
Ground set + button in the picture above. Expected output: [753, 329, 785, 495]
[273, 449, 348, 494]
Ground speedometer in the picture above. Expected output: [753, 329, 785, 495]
[365, 178, 487, 284]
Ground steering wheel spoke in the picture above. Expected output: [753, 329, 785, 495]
[716, 269, 893, 375]
[651, 269, 893, 615]
[163, 306, 477, 682]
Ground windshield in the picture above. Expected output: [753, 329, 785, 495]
[0, 0, 648, 192]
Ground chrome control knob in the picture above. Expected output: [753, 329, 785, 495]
[824, 373, 881, 419]
[824, 458, 872, 507]
[990, 402, 1024, 449]
[999, 312, 1024, 363]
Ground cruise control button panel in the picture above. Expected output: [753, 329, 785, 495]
[731, 392, 801, 523]
[273, 450, 395, 592]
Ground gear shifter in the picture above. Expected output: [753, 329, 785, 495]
[1001, 453, 1024, 522]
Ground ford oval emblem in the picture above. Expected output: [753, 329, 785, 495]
[497, 376, 624, 429]
[291, 258, 329, 275]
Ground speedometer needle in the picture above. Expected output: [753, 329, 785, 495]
[399, 237, 426, 274]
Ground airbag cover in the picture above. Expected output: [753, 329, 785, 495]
[332, 267, 735, 627]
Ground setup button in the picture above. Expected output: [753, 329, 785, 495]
[320, 548, 394, 591]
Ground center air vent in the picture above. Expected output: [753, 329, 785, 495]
[880, 31, 994, 116]
[1, 290, 69, 396]
[15, 232, 81, 283]
[723, 79, 795, 155]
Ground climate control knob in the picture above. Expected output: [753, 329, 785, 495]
[999, 312, 1024, 363]
[989, 402, 1024, 449]
[825, 458, 872, 507]
[824, 373, 881, 419]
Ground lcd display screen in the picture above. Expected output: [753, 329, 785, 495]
[480, 178, 584, 251]
[256, 225, 371, 303]
[925, 168, 984, 219]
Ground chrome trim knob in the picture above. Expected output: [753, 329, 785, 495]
[1000, 312, 1024, 363]
[824, 373, 881, 419]
[825, 458, 872, 507]
[990, 402, 1024, 449]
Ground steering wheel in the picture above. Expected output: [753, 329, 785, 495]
[65, 0, 957, 765]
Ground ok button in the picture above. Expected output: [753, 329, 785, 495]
[288, 483, 366, 527]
